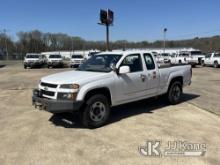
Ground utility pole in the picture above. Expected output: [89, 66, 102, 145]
[106, 23, 109, 51]
[98, 9, 114, 51]
[163, 28, 167, 54]
[71, 37, 74, 52]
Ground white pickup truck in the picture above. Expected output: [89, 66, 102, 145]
[170, 52, 197, 67]
[70, 55, 85, 68]
[24, 53, 45, 69]
[188, 50, 205, 65]
[201, 52, 220, 68]
[32, 51, 192, 128]
[47, 54, 64, 68]
[156, 53, 171, 63]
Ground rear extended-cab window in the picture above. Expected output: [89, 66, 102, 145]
[143, 53, 155, 70]
[214, 54, 220, 58]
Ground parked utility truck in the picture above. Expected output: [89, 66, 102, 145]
[170, 52, 197, 67]
[70, 54, 85, 68]
[24, 53, 45, 69]
[33, 51, 192, 128]
[201, 52, 220, 68]
[47, 54, 63, 68]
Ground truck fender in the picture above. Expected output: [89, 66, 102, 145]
[76, 83, 112, 104]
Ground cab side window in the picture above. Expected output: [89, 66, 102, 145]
[144, 53, 155, 70]
[121, 54, 143, 72]
[206, 54, 211, 58]
[214, 54, 220, 58]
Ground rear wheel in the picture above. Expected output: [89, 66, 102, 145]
[167, 81, 182, 105]
[191, 64, 196, 68]
[80, 94, 110, 128]
[24, 65, 27, 69]
[201, 60, 205, 67]
[214, 61, 219, 68]
[179, 60, 182, 64]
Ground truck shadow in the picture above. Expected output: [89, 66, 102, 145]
[0, 65, 6, 68]
[49, 93, 200, 129]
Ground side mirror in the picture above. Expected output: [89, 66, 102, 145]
[119, 66, 130, 74]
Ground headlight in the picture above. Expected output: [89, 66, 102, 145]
[57, 92, 77, 100]
[60, 84, 80, 89]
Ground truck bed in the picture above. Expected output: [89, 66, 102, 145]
[158, 63, 190, 69]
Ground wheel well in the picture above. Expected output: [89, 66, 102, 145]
[169, 76, 183, 87]
[214, 60, 218, 63]
[84, 88, 112, 105]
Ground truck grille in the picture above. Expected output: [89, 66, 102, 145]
[41, 90, 55, 97]
[41, 82, 58, 88]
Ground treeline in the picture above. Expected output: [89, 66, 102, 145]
[0, 30, 220, 59]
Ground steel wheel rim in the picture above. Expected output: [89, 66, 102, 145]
[172, 85, 181, 101]
[89, 101, 106, 122]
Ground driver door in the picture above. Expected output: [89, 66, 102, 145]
[206, 54, 212, 65]
[115, 54, 148, 102]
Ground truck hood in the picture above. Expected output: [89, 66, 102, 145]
[25, 58, 40, 61]
[41, 70, 109, 84]
[192, 55, 205, 58]
[48, 58, 62, 61]
[71, 58, 84, 61]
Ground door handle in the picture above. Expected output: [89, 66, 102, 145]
[140, 74, 146, 82]
[153, 71, 157, 79]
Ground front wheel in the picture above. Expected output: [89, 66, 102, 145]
[167, 81, 182, 105]
[80, 94, 110, 128]
[214, 61, 219, 68]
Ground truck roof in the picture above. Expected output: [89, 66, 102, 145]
[98, 50, 152, 56]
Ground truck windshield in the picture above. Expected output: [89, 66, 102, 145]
[161, 53, 169, 57]
[78, 54, 122, 72]
[179, 53, 189, 57]
[26, 55, 39, 58]
[72, 55, 83, 59]
[49, 55, 61, 58]
[191, 51, 202, 55]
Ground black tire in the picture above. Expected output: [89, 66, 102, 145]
[214, 61, 219, 68]
[24, 65, 27, 69]
[201, 60, 205, 67]
[80, 94, 110, 128]
[167, 81, 182, 105]
[179, 60, 182, 64]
